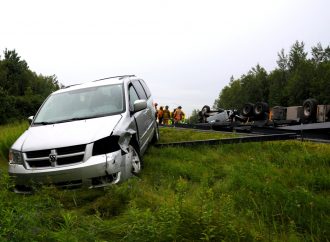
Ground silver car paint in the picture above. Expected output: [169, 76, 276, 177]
[9, 76, 157, 190]
[11, 115, 122, 152]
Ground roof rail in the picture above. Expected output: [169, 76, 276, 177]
[62, 83, 81, 89]
[93, 75, 136, 82]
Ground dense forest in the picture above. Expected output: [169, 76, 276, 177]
[0, 49, 61, 124]
[214, 41, 330, 110]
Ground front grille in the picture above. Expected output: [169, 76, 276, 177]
[28, 159, 51, 168]
[57, 155, 84, 165]
[24, 144, 86, 169]
[26, 149, 52, 158]
[57, 145, 86, 155]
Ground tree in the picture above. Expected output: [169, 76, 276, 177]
[240, 64, 268, 104]
[286, 60, 315, 105]
[311, 43, 325, 64]
[0, 49, 61, 123]
[215, 76, 243, 109]
[189, 109, 200, 124]
[276, 49, 289, 71]
[214, 41, 330, 110]
[288, 41, 307, 71]
[268, 49, 290, 106]
[2, 49, 30, 96]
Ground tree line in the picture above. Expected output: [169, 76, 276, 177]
[0, 49, 61, 124]
[214, 41, 330, 110]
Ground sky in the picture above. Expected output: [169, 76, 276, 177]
[1, 0, 330, 116]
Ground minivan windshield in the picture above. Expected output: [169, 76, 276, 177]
[34, 84, 124, 124]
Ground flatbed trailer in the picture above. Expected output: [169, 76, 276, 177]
[159, 120, 330, 143]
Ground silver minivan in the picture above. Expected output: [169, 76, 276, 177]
[8, 75, 159, 192]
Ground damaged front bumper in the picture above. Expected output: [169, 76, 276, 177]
[9, 149, 132, 193]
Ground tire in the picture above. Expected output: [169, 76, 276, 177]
[151, 123, 160, 144]
[201, 105, 211, 114]
[254, 102, 269, 116]
[303, 98, 318, 121]
[130, 144, 143, 175]
[242, 103, 254, 117]
[198, 110, 204, 123]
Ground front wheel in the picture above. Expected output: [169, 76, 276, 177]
[130, 145, 143, 175]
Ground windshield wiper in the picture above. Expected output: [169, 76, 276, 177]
[53, 116, 97, 124]
[33, 121, 55, 125]
[34, 114, 112, 125]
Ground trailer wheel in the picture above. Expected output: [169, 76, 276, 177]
[254, 102, 269, 116]
[198, 110, 207, 123]
[201, 105, 211, 114]
[303, 98, 318, 121]
[242, 103, 254, 117]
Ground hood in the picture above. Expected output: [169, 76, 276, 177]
[12, 115, 122, 152]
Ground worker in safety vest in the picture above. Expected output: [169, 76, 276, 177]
[173, 106, 185, 124]
[154, 103, 158, 119]
[158, 106, 164, 124]
[163, 106, 171, 125]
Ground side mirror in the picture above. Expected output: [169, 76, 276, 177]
[133, 100, 147, 112]
[28, 116, 34, 125]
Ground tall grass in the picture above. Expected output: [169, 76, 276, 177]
[159, 127, 238, 143]
[0, 124, 329, 241]
[0, 122, 28, 168]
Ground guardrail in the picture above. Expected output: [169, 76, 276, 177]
[155, 133, 299, 148]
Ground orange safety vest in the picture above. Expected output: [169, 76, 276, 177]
[174, 109, 183, 121]
[163, 110, 170, 119]
[158, 110, 164, 118]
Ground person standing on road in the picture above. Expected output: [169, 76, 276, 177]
[163, 105, 171, 125]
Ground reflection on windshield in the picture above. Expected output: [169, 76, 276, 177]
[34, 84, 124, 124]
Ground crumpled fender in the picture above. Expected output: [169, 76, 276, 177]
[113, 128, 136, 153]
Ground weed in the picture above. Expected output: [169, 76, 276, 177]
[0, 124, 329, 241]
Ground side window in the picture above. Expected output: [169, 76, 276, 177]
[132, 80, 147, 100]
[139, 79, 151, 98]
[129, 85, 139, 111]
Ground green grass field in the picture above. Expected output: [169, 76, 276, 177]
[0, 122, 29, 169]
[158, 127, 239, 143]
[0, 123, 329, 241]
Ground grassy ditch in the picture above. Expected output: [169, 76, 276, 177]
[0, 122, 29, 168]
[0, 124, 329, 241]
[159, 127, 239, 143]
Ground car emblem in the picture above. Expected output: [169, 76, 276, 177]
[49, 150, 57, 166]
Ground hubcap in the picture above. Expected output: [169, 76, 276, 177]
[304, 106, 311, 116]
[156, 128, 159, 140]
[131, 146, 141, 174]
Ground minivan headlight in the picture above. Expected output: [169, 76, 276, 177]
[9, 150, 23, 164]
[92, 136, 120, 156]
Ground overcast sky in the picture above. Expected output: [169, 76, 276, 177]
[1, 0, 330, 116]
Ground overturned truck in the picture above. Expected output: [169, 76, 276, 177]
[198, 99, 330, 130]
